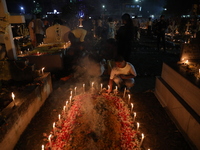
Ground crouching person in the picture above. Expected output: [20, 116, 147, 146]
[108, 55, 137, 94]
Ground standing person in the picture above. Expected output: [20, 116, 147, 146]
[82, 14, 93, 41]
[108, 55, 137, 94]
[147, 17, 152, 36]
[116, 13, 134, 62]
[107, 17, 116, 39]
[33, 13, 45, 46]
[155, 15, 168, 52]
[28, 17, 36, 47]
[132, 15, 140, 41]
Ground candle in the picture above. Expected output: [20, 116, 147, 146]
[83, 83, 85, 93]
[185, 60, 188, 65]
[69, 95, 72, 105]
[53, 122, 56, 134]
[41, 67, 45, 75]
[58, 114, 61, 120]
[108, 85, 110, 90]
[137, 122, 140, 131]
[133, 112, 136, 122]
[42, 145, 44, 150]
[100, 83, 103, 91]
[131, 103, 134, 113]
[48, 134, 52, 147]
[37, 51, 39, 55]
[11, 92, 15, 106]
[63, 106, 66, 113]
[128, 94, 131, 104]
[74, 87, 77, 95]
[199, 69, 200, 74]
[66, 101, 68, 110]
[139, 133, 144, 147]
[123, 87, 126, 98]
[115, 86, 118, 91]
[70, 90, 73, 97]
[92, 82, 94, 87]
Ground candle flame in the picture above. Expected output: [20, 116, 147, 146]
[115, 86, 118, 90]
[66, 101, 68, 105]
[92, 82, 94, 87]
[134, 112, 136, 117]
[185, 60, 188, 64]
[11, 92, 15, 100]
[58, 114, 61, 120]
[42, 145, 44, 150]
[63, 106, 66, 111]
[53, 122, 55, 128]
[128, 94, 131, 99]
[108, 85, 110, 89]
[131, 103, 134, 108]
[141, 133, 144, 139]
[137, 122, 140, 129]
[42, 67, 45, 71]
[48, 134, 52, 141]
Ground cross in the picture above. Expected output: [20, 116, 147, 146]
[0, 0, 25, 60]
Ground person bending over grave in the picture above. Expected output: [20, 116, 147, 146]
[108, 55, 137, 94]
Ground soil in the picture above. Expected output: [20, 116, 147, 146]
[13, 34, 194, 150]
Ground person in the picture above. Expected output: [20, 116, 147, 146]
[28, 17, 36, 47]
[33, 13, 45, 46]
[107, 17, 116, 39]
[132, 15, 140, 41]
[116, 13, 134, 62]
[146, 17, 152, 36]
[71, 27, 87, 43]
[108, 55, 137, 94]
[155, 15, 168, 52]
[82, 14, 93, 41]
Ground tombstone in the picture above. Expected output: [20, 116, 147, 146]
[43, 24, 70, 43]
[0, 0, 25, 60]
[155, 35, 200, 149]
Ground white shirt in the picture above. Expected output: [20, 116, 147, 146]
[110, 62, 137, 79]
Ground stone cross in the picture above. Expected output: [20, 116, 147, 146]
[0, 0, 25, 60]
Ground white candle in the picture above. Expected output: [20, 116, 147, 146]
[53, 122, 56, 134]
[92, 82, 94, 87]
[48, 134, 52, 147]
[115, 86, 118, 91]
[100, 83, 103, 91]
[108, 85, 110, 90]
[58, 114, 61, 121]
[11, 92, 15, 106]
[83, 83, 85, 93]
[131, 103, 134, 113]
[137, 122, 140, 131]
[70, 90, 73, 97]
[42, 145, 44, 150]
[41, 67, 45, 75]
[139, 133, 144, 147]
[74, 87, 77, 95]
[123, 87, 126, 98]
[128, 94, 131, 104]
[133, 112, 136, 122]
[69, 95, 72, 105]
[63, 106, 66, 113]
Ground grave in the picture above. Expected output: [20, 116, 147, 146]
[155, 37, 200, 149]
[0, 0, 53, 149]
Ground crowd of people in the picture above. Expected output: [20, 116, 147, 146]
[26, 12, 200, 93]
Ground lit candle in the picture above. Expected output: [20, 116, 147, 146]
[92, 82, 94, 88]
[131, 103, 134, 113]
[199, 69, 200, 74]
[37, 51, 39, 55]
[66, 101, 68, 110]
[137, 122, 140, 131]
[11, 92, 15, 106]
[69, 95, 72, 105]
[83, 83, 85, 93]
[41, 67, 45, 75]
[133, 112, 136, 122]
[185, 60, 188, 65]
[100, 83, 103, 91]
[74, 87, 77, 95]
[123, 87, 126, 98]
[108, 85, 110, 90]
[53, 122, 56, 134]
[63, 106, 66, 113]
[128, 94, 131, 104]
[139, 133, 144, 147]
[42, 145, 44, 150]
[70, 90, 73, 97]
[58, 114, 61, 121]
[115, 86, 118, 91]
[48, 134, 52, 147]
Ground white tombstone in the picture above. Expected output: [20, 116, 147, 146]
[43, 24, 70, 43]
[0, 0, 25, 60]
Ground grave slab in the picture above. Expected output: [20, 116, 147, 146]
[0, 72, 52, 150]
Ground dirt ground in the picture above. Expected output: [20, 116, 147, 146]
[14, 34, 194, 150]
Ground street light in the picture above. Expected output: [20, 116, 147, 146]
[102, 5, 105, 9]
[20, 6, 25, 14]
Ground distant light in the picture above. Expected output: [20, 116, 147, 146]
[102, 5, 105, 8]
[89, 17, 91, 19]
[135, 0, 139, 2]
[54, 9, 57, 14]
[20, 7, 24, 10]
[164, 8, 167, 11]
[139, 7, 142, 11]
[150, 15, 155, 19]
[33, 1, 35, 3]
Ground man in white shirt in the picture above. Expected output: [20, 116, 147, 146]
[108, 55, 137, 94]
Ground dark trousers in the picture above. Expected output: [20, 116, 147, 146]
[35, 34, 44, 45]
[157, 33, 166, 51]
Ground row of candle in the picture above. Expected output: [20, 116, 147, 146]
[41, 82, 148, 149]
